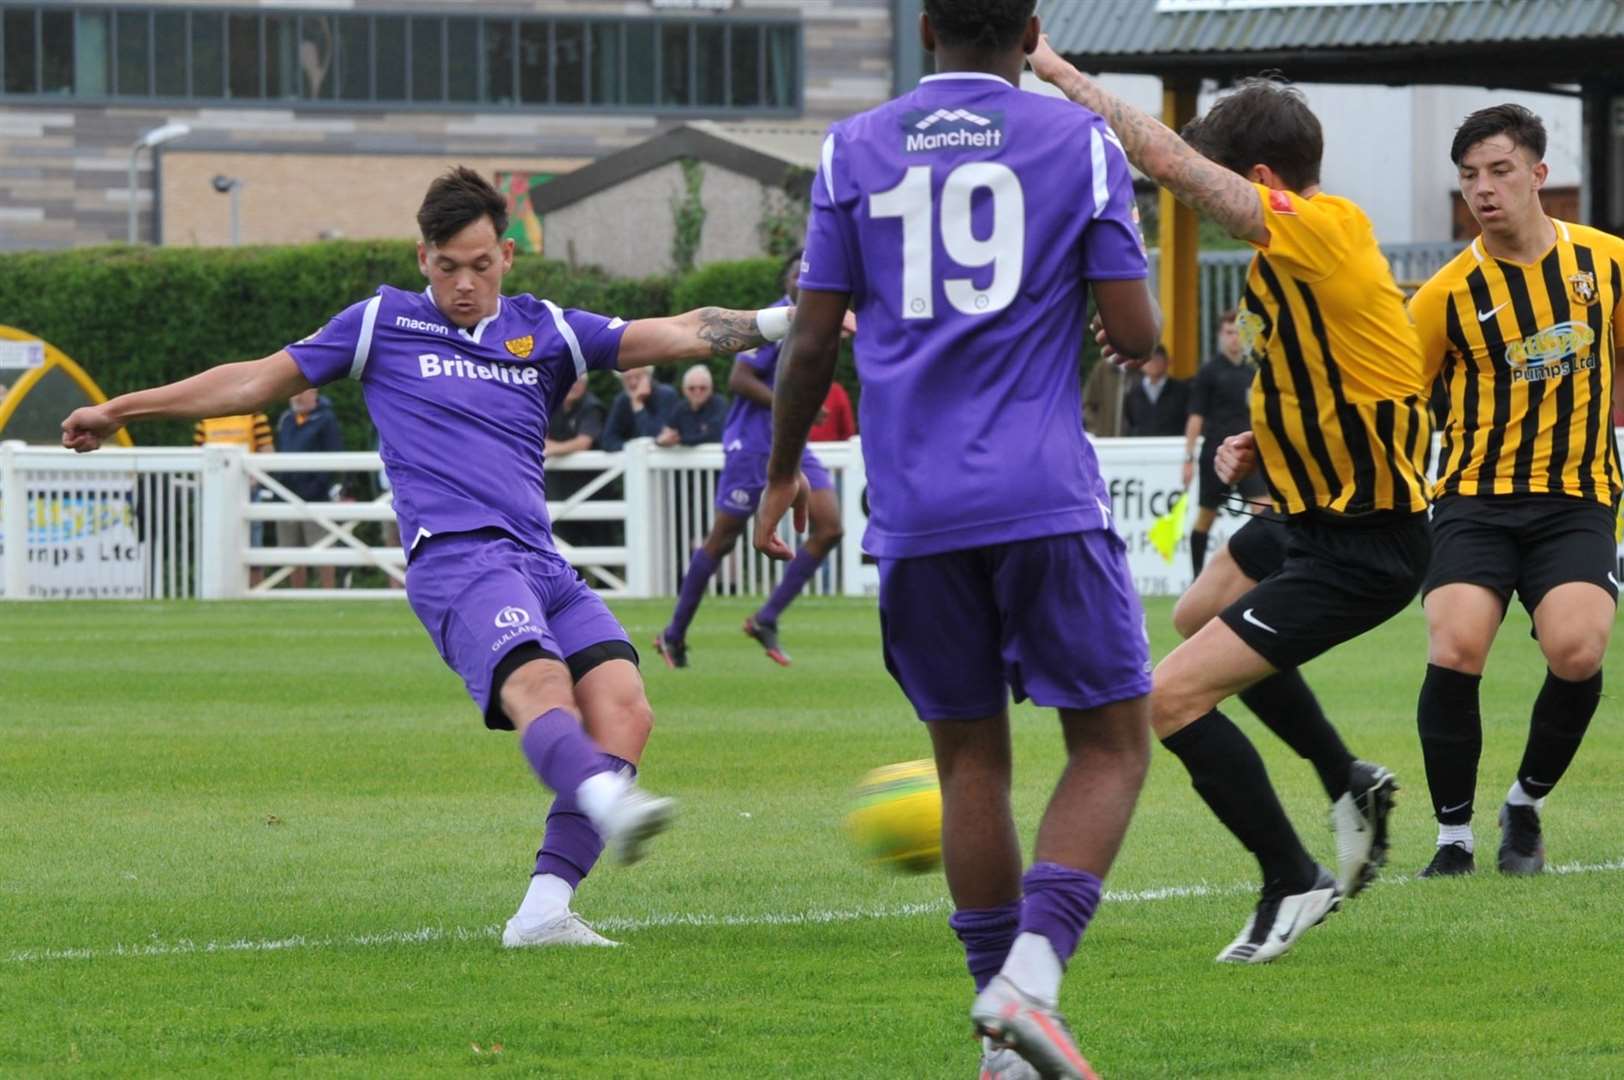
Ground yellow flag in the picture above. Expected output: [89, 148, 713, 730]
[1149, 491, 1190, 564]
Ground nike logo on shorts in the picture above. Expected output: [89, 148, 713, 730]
[1241, 608, 1278, 634]
[1608, 572, 1621, 592]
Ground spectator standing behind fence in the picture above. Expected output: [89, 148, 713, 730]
[195, 410, 274, 587]
[276, 388, 344, 589]
[1183, 309, 1266, 576]
[601, 367, 677, 451]
[1122, 345, 1190, 437]
[807, 381, 855, 442]
[657, 365, 727, 447]
[1082, 352, 1126, 437]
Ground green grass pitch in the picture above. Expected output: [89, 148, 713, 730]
[3, 596, 1622, 1077]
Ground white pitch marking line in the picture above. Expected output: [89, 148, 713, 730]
[7, 857, 1622, 966]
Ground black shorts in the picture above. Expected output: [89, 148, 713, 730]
[1198, 439, 1268, 511]
[1219, 511, 1431, 670]
[1422, 494, 1619, 616]
[1225, 512, 1291, 582]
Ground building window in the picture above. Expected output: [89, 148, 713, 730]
[0, 5, 801, 113]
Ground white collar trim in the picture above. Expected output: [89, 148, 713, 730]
[920, 72, 1012, 86]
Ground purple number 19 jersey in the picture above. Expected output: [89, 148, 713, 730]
[800, 73, 1147, 558]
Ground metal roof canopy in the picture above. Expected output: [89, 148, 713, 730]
[1039, 0, 1624, 91]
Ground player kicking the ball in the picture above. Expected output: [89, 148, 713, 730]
[757, 3, 1160, 1076]
[62, 167, 797, 949]
[1030, 49, 1433, 963]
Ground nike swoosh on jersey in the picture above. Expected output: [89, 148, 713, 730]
[1477, 302, 1509, 323]
[1241, 608, 1278, 634]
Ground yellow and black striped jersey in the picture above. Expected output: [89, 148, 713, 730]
[194, 413, 273, 452]
[1236, 184, 1431, 516]
[1408, 220, 1624, 505]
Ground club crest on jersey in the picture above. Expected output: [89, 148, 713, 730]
[1568, 270, 1598, 306]
[504, 335, 535, 359]
[901, 108, 1004, 153]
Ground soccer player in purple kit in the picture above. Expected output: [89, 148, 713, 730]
[62, 168, 799, 949]
[655, 249, 845, 669]
[755, 3, 1158, 1077]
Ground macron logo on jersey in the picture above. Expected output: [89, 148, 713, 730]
[396, 315, 450, 335]
[902, 108, 1004, 153]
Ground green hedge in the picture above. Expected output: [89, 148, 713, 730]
[0, 241, 863, 448]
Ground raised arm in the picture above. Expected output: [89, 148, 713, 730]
[617, 307, 792, 370]
[1028, 37, 1268, 246]
[62, 351, 311, 453]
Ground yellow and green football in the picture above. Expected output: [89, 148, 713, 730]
[844, 759, 942, 874]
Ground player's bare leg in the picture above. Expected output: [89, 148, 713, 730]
[500, 658, 673, 868]
[658, 511, 750, 668]
[967, 697, 1147, 1080]
[1415, 583, 1502, 877]
[1495, 582, 1613, 874]
[746, 486, 843, 666]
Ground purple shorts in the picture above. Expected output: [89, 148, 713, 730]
[715, 449, 832, 517]
[406, 529, 630, 729]
[877, 530, 1151, 721]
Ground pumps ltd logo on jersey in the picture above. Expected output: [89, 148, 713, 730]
[901, 108, 1004, 152]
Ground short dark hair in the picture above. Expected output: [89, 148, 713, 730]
[1218, 307, 1239, 327]
[780, 247, 804, 288]
[1450, 104, 1546, 166]
[1182, 76, 1323, 192]
[417, 167, 508, 246]
[923, 0, 1035, 51]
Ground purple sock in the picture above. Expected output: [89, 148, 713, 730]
[519, 708, 609, 796]
[1017, 862, 1103, 967]
[666, 548, 718, 642]
[948, 902, 1020, 992]
[756, 547, 822, 625]
[535, 754, 635, 885]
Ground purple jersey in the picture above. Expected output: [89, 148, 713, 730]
[287, 285, 626, 552]
[720, 295, 792, 455]
[800, 73, 1148, 558]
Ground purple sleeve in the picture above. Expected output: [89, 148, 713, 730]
[558, 307, 629, 373]
[1080, 124, 1149, 282]
[286, 297, 376, 386]
[799, 132, 856, 294]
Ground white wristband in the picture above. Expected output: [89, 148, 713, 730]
[756, 306, 792, 342]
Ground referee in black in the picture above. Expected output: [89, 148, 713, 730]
[1182, 308, 1267, 575]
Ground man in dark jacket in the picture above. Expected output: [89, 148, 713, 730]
[276, 388, 344, 587]
[601, 367, 677, 451]
[1122, 345, 1190, 437]
[657, 365, 728, 447]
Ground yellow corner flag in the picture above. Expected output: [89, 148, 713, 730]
[1149, 491, 1190, 564]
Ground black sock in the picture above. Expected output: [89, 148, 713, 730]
[1191, 530, 1210, 576]
[1162, 710, 1318, 895]
[1417, 663, 1483, 825]
[1238, 669, 1355, 800]
[1516, 669, 1602, 800]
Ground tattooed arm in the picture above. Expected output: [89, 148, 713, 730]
[1028, 37, 1268, 246]
[617, 306, 792, 370]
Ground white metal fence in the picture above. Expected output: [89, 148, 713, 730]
[0, 439, 867, 601]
